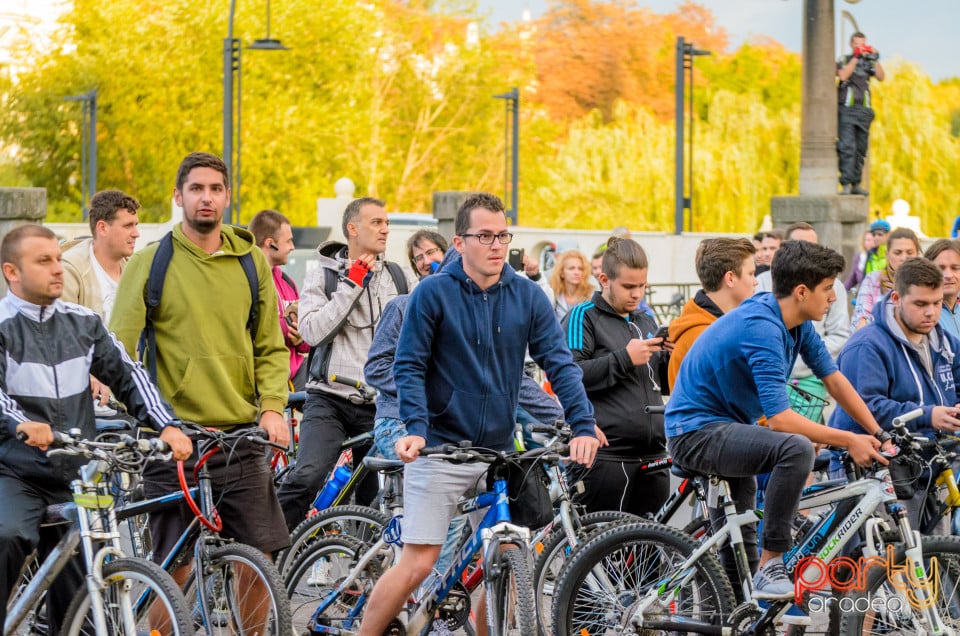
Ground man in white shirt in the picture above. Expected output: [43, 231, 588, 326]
[61, 189, 141, 410]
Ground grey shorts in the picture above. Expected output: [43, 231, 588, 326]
[401, 458, 489, 545]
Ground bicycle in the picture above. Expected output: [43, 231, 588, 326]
[115, 422, 293, 636]
[551, 408, 960, 636]
[5, 430, 192, 636]
[285, 442, 562, 636]
[271, 391, 307, 485]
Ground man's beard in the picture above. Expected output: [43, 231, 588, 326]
[185, 213, 219, 235]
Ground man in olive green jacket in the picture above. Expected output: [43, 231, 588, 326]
[111, 152, 291, 569]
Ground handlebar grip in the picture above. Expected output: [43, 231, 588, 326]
[329, 374, 377, 401]
[529, 424, 559, 434]
[644, 406, 666, 414]
[892, 408, 924, 429]
[421, 444, 456, 456]
[16, 430, 27, 442]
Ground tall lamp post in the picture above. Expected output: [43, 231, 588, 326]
[65, 89, 97, 221]
[674, 37, 710, 235]
[494, 88, 519, 226]
[223, 0, 287, 225]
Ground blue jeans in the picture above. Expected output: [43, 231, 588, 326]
[373, 417, 465, 576]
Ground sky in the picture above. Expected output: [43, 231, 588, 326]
[479, 0, 960, 82]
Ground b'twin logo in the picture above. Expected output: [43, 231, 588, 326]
[794, 545, 939, 609]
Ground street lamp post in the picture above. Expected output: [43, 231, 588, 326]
[494, 88, 519, 225]
[223, 0, 287, 225]
[64, 89, 97, 220]
[674, 37, 710, 235]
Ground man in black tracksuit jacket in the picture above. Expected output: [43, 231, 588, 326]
[562, 237, 670, 516]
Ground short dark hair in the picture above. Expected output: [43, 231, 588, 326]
[696, 238, 756, 292]
[454, 193, 506, 236]
[1, 224, 57, 280]
[771, 241, 845, 298]
[341, 197, 385, 239]
[406, 229, 448, 272]
[601, 237, 648, 280]
[895, 257, 943, 297]
[851, 31, 866, 42]
[924, 239, 960, 262]
[752, 232, 764, 242]
[247, 209, 290, 247]
[175, 152, 229, 191]
[762, 229, 784, 242]
[784, 222, 816, 240]
[88, 190, 140, 235]
[887, 227, 921, 254]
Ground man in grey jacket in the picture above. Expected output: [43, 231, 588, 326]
[756, 222, 850, 413]
[277, 197, 416, 530]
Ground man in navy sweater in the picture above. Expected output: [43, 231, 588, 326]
[666, 240, 890, 599]
[358, 193, 598, 636]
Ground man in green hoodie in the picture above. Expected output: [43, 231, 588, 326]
[110, 152, 291, 571]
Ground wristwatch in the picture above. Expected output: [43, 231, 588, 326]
[874, 429, 893, 444]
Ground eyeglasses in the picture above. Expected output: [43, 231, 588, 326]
[460, 232, 514, 245]
[413, 247, 442, 263]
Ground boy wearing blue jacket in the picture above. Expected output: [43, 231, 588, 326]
[358, 193, 598, 636]
[665, 240, 889, 599]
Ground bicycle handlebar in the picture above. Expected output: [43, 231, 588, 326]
[180, 422, 287, 451]
[644, 405, 666, 415]
[329, 374, 377, 402]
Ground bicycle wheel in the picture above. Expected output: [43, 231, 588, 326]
[60, 557, 192, 636]
[551, 521, 736, 636]
[192, 542, 293, 636]
[838, 534, 960, 635]
[284, 535, 385, 634]
[533, 510, 638, 636]
[278, 504, 387, 576]
[485, 544, 536, 636]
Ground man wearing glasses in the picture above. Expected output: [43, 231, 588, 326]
[357, 192, 599, 636]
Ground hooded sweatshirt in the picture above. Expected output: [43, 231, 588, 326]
[110, 224, 289, 426]
[298, 240, 416, 400]
[395, 258, 595, 450]
[667, 290, 723, 390]
[829, 293, 960, 439]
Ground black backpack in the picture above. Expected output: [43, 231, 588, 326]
[137, 231, 258, 381]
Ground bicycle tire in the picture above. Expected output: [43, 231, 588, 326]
[838, 534, 960, 635]
[278, 504, 387, 576]
[192, 542, 293, 636]
[533, 510, 638, 636]
[485, 544, 537, 636]
[551, 521, 736, 636]
[59, 557, 193, 636]
[681, 515, 712, 541]
[284, 535, 384, 634]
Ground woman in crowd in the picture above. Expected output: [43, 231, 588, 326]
[844, 229, 877, 291]
[851, 227, 921, 330]
[549, 250, 595, 321]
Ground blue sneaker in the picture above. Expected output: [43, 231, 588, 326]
[759, 600, 812, 627]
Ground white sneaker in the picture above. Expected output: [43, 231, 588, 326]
[752, 558, 794, 599]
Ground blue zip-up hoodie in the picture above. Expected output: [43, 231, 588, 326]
[829, 293, 960, 439]
[665, 292, 836, 438]
[395, 257, 595, 450]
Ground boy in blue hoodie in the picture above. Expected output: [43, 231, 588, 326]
[358, 193, 598, 636]
[830, 257, 960, 524]
[666, 240, 890, 599]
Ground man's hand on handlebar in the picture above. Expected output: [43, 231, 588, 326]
[259, 410, 290, 448]
[160, 425, 194, 461]
[16, 421, 54, 451]
[848, 433, 887, 467]
[396, 435, 426, 463]
[569, 435, 600, 468]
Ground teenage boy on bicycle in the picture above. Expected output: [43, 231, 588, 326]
[357, 193, 599, 636]
[666, 240, 891, 599]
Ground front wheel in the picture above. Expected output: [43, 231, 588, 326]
[60, 557, 192, 636]
[838, 534, 960, 635]
[192, 542, 292, 636]
[485, 545, 536, 636]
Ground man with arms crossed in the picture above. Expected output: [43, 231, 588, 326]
[358, 193, 599, 635]
[666, 240, 890, 598]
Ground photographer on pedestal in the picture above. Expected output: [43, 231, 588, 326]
[837, 31, 885, 196]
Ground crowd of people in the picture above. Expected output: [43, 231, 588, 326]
[2, 145, 960, 630]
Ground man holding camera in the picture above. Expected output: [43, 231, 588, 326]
[837, 31, 885, 196]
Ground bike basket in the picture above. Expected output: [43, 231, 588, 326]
[787, 382, 830, 422]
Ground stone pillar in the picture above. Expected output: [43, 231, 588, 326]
[0, 187, 47, 293]
[771, 0, 868, 275]
[432, 191, 473, 245]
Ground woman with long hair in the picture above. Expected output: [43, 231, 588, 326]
[549, 250, 594, 321]
[851, 227, 921, 330]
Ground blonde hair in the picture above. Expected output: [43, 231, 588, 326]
[550, 250, 594, 304]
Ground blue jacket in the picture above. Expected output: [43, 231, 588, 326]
[395, 257, 595, 450]
[829, 293, 960, 438]
[665, 292, 836, 437]
[364, 295, 408, 421]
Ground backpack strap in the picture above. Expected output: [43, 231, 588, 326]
[280, 270, 298, 294]
[137, 232, 259, 382]
[384, 261, 408, 295]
